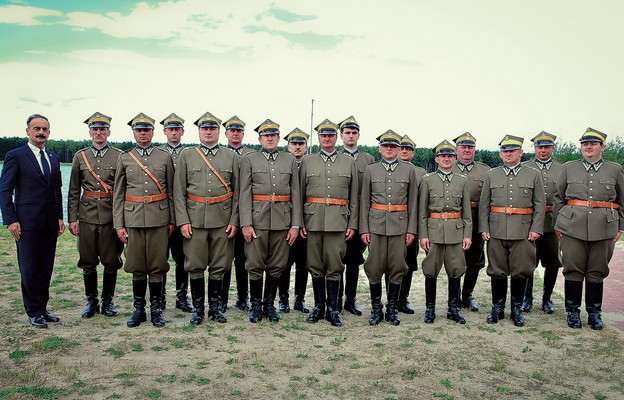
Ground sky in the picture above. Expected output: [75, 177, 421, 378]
[1, 0, 624, 150]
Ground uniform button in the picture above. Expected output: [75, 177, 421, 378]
[510, 197, 513, 200]
[145, 182, 148, 184]
[273, 184, 276, 186]
[208, 181, 211, 184]
[328, 186, 331, 189]
[388, 194, 392, 197]
[273, 176, 276, 178]
[328, 178, 331, 180]
[272, 169, 275, 171]
[446, 197, 450, 200]
[590, 181, 593, 184]
[208, 189, 211, 192]
[145, 190, 148, 193]
[388, 187, 392, 190]
[589, 211, 593, 214]
[590, 188, 593, 191]
[389, 173, 392, 176]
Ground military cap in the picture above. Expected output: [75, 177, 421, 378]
[284, 128, 309, 143]
[433, 140, 457, 156]
[579, 127, 607, 143]
[84, 112, 111, 128]
[223, 115, 245, 130]
[194, 111, 221, 128]
[453, 132, 476, 147]
[376, 129, 401, 146]
[338, 115, 360, 131]
[314, 119, 339, 135]
[531, 131, 556, 146]
[254, 119, 280, 135]
[160, 113, 184, 128]
[400, 135, 416, 150]
[498, 134, 524, 151]
[128, 113, 155, 129]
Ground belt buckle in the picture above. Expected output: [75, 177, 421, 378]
[504, 208, 512, 215]
[142, 195, 150, 203]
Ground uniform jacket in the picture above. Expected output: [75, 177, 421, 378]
[479, 165, 545, 240]
[67, 146, 122, 225]
[226, 145, 255, 157]
[239, 150, 302, 230]
[174, 146, 239, 228]
[343, 149, 374, 196]
[113, 147, 174, 229]
[452, 161, 490, 232]
[0, 145, 63, 230]
[160, 143, 184, 170]
[360, 160, 418, 236]
[554, 159, 624, 241]
[418, 172, 471, 243]
[523, 158, 563, 233]
[300, 152, 359, 232]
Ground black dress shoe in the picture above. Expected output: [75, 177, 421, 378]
[29, 316, 48, 329]
[43, 311, 60, 323]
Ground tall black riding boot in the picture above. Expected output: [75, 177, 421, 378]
[189, 278, 205, 325]
[541, 267, 558, 314]
[337, 275, 344, 313]
[127, 279, 147, 327]
[565, 280, 583, 329]
[326, 279, 343, 327]
[101, 271, 118, 317]
[306, 277, 326, 323]
[234, 256, 250, 311]
[149, 281, 166, 327]
[293, 264, 309, 313]
[521, 274, 534, 312]
[208, 278, 227, 323]
[510, 277, 526, 326]
[175, 267, 193, 312]
[447, 277, 466, 324]
[278, 266, 291, 313]
[385, 282, 401, 326]
[221, 269, 232, 312]
[487, 277, 507, 324]
[263, 274, 280, 322]
[461, 267, 480, 312]
[397, 271, 415, 314]
[368, 283, 384, 325]
[161, 274, 167, 310]
[248, 278, 263, 323]
[586, 281, 604, 330]
[424, 277, 437, 324]
[81, 272, 99, 319]
[343, 264, 362, 316]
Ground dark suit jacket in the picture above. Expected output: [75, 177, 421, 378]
[0, 144, 63, 230]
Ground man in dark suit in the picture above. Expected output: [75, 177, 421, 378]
[0, 114, 65, 328]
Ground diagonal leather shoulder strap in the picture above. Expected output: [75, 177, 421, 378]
[194, 147, 232, 194]
[127, 150, 165, 194]
[80, 150, 113, 193]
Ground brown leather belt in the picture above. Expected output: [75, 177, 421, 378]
[252, 194, 291, 202]
[490, 206, 533, 215]
[306, 197, 349, 206]
[567, 200, 620, 209]
[187, 192, 233, 204]
[429, 211, 462, 219]
[371, 203, 408, 212]
[470, 201, 478, 208]
[83, 190, 113, 199]
[545, 205, 554, 212]
[125, 193, 167, 203]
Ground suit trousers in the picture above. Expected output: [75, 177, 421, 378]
[167, 227, 185, 272]
[17, 228, 57, 317]
[364, 234, 408, 285]
[183, 226, 233, 280]
[422, 242, 465, 279]
[306, 231, 346, 281]
[560, 235, 613, 283]
[405, 240, 419, 271]
[464, 230, 486, 271]
[124, 226, 170, 281]
[342, 234, 366, 265]
[244, 228, 289, 280]
[486, 238, 536, 279]
[76, 221, 123, 274]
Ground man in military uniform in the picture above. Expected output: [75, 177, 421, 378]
[300, 119, 358, 327]
[479, 135, 545, 327]
[554, 128, 624, 330]
[452, 132, 490, 312]
[338, 115, 375, 315]
[360, 130, 418, 326]
[113, 113, 175, 328]
[419, 140, 472, 324]
[278, 128, 310, 313]
[521, 132, 563, 314]
[159, 113, 192, 312]
[397, 135, 427, 314]
[68, 112, 123, 318]
[239, 119, 302, 323]
[174, 111, 239, 325]
[222, 115, 254, 312]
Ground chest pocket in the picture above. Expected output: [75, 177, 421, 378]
[490, 183, 505, 199]
[337, 172, 351, 188]
[600, 179, 616, 196]
[306, 171, 321, 187]
[518, 182, 534, 197]
[452, 190, 463, 205]
[218, 166, 232, 183]
[390, 177, 409, 194]
[372, 177, 386, 193]
[278, 168, 293, 186]
[252, 167, 268, 185]
[188, 166, 203, 183]
[151, 164, 167, 182]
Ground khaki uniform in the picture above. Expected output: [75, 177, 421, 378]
[300, 152, 358, 280]
[360, 161, 418, 284]
[174, 146, 239, 280]
[239, 150, 302, 279]
[68, 146, 124, 273]
[113, 146, 174, 281]
[405, 165, 427, 270]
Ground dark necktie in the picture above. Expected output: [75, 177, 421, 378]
[40, 150, 50, 181]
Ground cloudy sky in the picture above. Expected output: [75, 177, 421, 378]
[1, 0, 623, 150]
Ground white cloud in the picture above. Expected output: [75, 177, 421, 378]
[0, 4, 63, 25]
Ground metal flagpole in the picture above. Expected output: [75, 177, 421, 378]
[309, 99, 314, 154]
